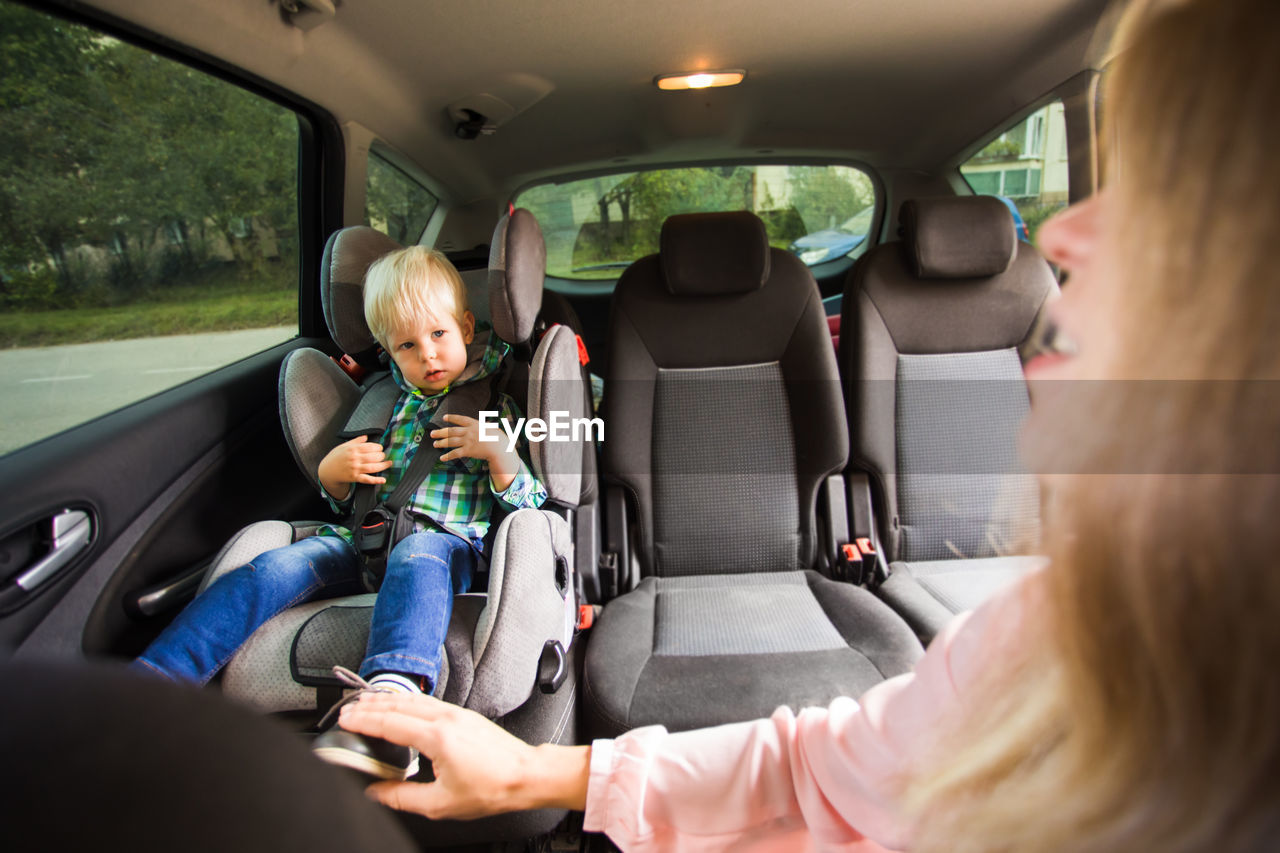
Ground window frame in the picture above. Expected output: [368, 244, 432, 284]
[363, 141, 443, 246]
[24, 0, 345, 342]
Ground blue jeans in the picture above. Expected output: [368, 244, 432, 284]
[136, 530, 480, 691]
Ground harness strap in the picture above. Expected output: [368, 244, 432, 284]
[338, 372, 399, 440]
[348, 373, 506, 589]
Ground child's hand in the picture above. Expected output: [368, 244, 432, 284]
[432, 414, 520, 491]
[317, 435, 393, 500]
[430, 414, 490, 464]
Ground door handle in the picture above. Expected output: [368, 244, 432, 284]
[14, 509, 94, 592]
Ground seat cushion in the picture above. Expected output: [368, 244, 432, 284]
[877, 554, 1048, 642]
[583, 571, 924, 737]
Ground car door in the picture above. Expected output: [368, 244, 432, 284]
[0, 0, 343, 662]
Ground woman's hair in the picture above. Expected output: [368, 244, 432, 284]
[363, 246, 470, 349]
[906, 1, 1280, 850]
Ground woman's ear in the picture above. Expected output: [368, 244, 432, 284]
[462, 311, 476, 345]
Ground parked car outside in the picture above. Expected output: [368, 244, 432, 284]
[788, 205, 875, 266]
[788, 194, 1027, 268]
[995, 194, 1033, 241]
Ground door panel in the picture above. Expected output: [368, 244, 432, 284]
[0, 1, 343, 660]
[0, 338, 332, 658]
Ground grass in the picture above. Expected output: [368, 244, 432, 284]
[0, 271, 297, 349]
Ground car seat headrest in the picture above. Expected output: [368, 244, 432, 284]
[488, 208, 545, 345]
[320, 226, 404, 355]
[660, 211, 771, 296]
[900, 196, 1016, 280]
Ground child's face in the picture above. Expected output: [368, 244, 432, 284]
[387, 309, 476, 394]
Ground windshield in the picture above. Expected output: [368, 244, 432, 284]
[514, 164, 876, 278]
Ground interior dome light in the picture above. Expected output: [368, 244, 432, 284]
[655, 70, 745, 91]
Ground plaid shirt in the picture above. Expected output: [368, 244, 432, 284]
[322, 331, 547, 543]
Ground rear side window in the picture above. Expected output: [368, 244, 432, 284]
[515, 164, 877, 279]
[0, 1, 301, 455]
[364, 149, 439, 244]
[961, 100, 1069, 242]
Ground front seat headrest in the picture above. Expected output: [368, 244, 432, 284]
[900, 196, 1016, 280]
[660, 210, 771, 296]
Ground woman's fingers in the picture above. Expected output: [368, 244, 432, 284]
[364, 780, 450, 819]
[340, 695, 540, 820]
[348, 690, 453, 721]
[341, 706, 444, 755]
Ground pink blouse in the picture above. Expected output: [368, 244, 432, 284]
[582, 575, 1034, 851]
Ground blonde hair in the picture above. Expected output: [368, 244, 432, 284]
[905, 1, 1280, 850]
[363, 246, 470, 349]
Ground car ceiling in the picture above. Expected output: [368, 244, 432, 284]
[77, 0, 1118, 204]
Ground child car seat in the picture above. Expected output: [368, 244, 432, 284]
[196, 211, 589, 730]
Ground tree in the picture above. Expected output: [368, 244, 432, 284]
[0, 3, 298, 309]
[0, 3, 106, 303]
[621, 166, 754, 252]
[787, 167, 873, 232]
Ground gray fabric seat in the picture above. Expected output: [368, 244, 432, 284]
[583, 211, 924, 738]
[840, 196, 1059, 642]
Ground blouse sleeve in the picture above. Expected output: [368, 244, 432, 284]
[581, 575, 1035, 852]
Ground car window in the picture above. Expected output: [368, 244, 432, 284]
[364, 148, 439, 244]
[514, 164, 877, 279]
[0, 0, 301, 456]
[960, 99, 1069, 242]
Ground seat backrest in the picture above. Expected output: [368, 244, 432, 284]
[841, 196, 1058, 562]
[602, 211, 847, 578]
[281, 212, 591, 510]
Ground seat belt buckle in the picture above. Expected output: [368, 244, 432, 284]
[355, 507, 394, 556]
[332, 353, 367, 383]
[576, 603, 599, 631]
[838, 542, 864, 584]
[856, 537, 885, 587]
[598, 551, 620, 599]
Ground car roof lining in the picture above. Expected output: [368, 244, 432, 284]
[69, 0, 1122, 205]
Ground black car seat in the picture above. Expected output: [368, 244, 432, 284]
[841, 195, 1058, 643]
[582, 211, 924, 737]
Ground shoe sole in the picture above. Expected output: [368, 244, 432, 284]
[313, 747, 420, 781]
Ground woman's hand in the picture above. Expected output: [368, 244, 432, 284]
[317, 435, 393, 500]
[338, 692, 590, 819]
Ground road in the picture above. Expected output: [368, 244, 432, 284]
[0, 327, 294, 454]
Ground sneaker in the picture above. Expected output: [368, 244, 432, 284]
[310, 666, 420, 781]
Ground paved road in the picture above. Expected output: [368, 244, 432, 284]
[0, 327, 295, 454]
